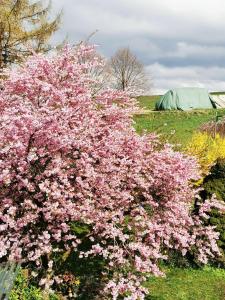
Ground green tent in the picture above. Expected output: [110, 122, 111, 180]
[155, 88, 215, 111]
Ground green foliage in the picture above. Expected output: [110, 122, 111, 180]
[70, 221, 91, 237]
[134, 108, 225, 146]
[50, 250, 106, 299]
[9, 270, 43, 300]
[9, 270, 59, 300]
[39, 222, 106, 299]
[64, 222, 106, 299]
[201, 158, 225, 264]
[10, 222, 105, 299]
[145, 267, 225, 300]
[68, 252, 106, 300]
[162, 250, 196, 269]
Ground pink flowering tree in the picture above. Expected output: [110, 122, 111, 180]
[0, 44, 224, 299]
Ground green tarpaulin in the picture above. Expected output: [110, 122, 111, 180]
[155, 88, 215, 111]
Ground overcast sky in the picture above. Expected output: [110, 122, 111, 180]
[51, 0, 225, 94]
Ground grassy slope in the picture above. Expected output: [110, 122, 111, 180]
[135, 96, 225, 146]
[137, 95, 161, 110]
[146, 267, 225, 300]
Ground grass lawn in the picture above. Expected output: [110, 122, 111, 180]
[135, 96, 225, 146]
[145, 267, 225, 300]
[137, 95, 161, 110]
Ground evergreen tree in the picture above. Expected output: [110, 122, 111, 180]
[0, 0, 61, 68]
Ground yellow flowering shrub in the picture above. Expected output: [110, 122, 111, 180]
[186, 132, 225, 175]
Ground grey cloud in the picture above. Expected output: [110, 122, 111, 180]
[50, 0, 225, 93]
[52, 0, 225, 45]
[147, 64, 225, 93]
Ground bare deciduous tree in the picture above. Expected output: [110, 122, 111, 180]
[109, 47, 150, 93]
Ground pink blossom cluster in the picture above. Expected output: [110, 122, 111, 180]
[0, 45, 224, 299]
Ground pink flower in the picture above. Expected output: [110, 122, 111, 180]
[0, 44, 224, 299]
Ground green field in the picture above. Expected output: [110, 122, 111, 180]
[146, 267, 225, 300]
[135, 95, 225, 146]
[137, 95, 161, 110]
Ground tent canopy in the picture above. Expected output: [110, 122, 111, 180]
[210, 94, 225, 108]
[155, 87, 215, 111]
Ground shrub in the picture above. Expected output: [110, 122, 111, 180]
[0, 45, 224, 299]
[200, 116, 225, 138]
[186, 132, 225, 175]
[9, 269, 50, 300]
[201, 158, 225, 265]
